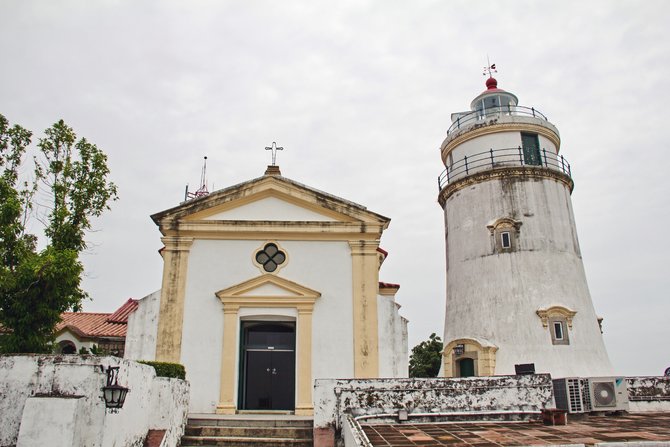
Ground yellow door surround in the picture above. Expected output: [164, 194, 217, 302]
[215, 274, 321, 415]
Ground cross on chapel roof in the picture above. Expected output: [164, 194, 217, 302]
[264, 141, 283, 176]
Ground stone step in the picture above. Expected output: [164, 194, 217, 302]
[185, 425, 312, 439]
[187, 417, 313, 428]
[182, 415, 314, 446]
[180, 435, 312, 446]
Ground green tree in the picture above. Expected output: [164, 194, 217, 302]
[0, 114, 117, 353]
[409, 332, 443, 378]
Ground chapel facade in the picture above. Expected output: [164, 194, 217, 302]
[126, 165, 407, 415]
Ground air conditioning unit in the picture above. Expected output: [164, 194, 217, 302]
[583, 377, 629, 412]
[552, 378, 585, 413]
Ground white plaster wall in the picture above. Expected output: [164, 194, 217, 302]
[124, 290, 160, 360]
[17, 397, 83, 447]
[181, 238, 354, 413]
[149, 378, 191, 447]
[203, 196, 332, 221]
[377, 296, 408, 378]
[0, 355, 189, 447]
[443, 177, 613, 378]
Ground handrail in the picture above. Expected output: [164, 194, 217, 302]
[448, 105, 549, 135]
[438, 147, 571, 190]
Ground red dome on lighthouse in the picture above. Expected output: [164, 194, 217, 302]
[486, 77, 498, 90]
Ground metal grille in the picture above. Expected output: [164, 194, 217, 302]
[552, 378, 584, 413]
[582, 379, 593, 412]
[566, 378, 584, 413]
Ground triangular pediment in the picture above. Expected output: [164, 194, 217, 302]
[195, 193, 337, 222]
[216, 274, 321, 311]
[216, 274, 321, 299]
[151, 174, 390, 226]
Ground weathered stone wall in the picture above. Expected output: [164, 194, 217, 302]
[376, 295, 408, 378]
[0, 355, 189, 447]
[626, 376, 670, 413]
[124, 289, 161, 361]
[314, 374, 553, 430]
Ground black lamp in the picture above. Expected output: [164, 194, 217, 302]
[102, 366, 130, 412]
[453, 344, 465, 356]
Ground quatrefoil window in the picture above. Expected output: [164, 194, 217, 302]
[255, 243, 286, 273]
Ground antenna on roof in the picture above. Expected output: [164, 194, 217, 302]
[184, 156, 210, 201]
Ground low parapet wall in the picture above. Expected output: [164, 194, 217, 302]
[0, 355, 189, 447]
[313, 374, 553, 445]
[626, 376, 670, 413]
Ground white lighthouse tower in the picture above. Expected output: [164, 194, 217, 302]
[438, 73, 613, 378]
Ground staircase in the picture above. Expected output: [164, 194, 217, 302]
[181, 414, 314, 446]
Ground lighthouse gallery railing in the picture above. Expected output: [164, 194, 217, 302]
[447, 105, 549, 135]
[438, 147, 571, 190]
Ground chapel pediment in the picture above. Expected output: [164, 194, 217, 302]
[150, 171, 390, 238]
[216, 274, 321, 310]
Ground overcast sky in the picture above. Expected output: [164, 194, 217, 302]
[1, 1, 668, 376]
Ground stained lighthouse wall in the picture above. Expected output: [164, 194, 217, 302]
[443, 176, 613, 377]
[439, 77, 613, 379]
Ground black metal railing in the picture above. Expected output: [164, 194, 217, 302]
[438, 147, 571, 190]
[448, 105, 549, 135]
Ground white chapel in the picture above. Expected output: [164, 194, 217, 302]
[125, 164, 408, 415]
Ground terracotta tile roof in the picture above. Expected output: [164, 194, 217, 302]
[361, 412, 670, 446]
[107, 298, 139, 324]
[379, 282, 400, 289]
[55, 298, 138, 339]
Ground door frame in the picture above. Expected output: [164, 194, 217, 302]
[215, 274, 321, 415]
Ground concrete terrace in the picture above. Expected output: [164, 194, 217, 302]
[361, 412, 670, 446]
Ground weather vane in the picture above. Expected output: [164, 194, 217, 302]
[483, 56, 497, 78]
[265, 141, 283, 166]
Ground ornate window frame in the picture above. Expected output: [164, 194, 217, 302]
[487, 217, 522, 253]
[536, 305, 577, 346]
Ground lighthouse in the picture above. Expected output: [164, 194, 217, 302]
[438, 74, 613, 378]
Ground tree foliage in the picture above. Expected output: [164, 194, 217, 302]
[0, 114, 117, 353]
[409, 332, 443, 378]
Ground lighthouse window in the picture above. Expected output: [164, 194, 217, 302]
[500, 232, 511, 249]
[553, 322, 564, 340]
[550, 318, 570, 345]
[488, 217, 522, 254]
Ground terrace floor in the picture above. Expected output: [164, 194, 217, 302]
[361, 412, 670, 446]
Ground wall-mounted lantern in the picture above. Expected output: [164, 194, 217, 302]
[453, 344, 465, 356]
[101, 366, 130, 412]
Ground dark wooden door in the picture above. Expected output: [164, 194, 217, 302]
[458, 358, 475, 377]
[240, 322, 295, 411]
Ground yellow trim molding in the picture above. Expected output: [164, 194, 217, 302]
[442, 338, 498, 378]
[536, 306, 577, 328]
[215, 274, 321, 415]
[349, 241, 380, 378]
[155, 236, 194, 363]
[152, 175, 390, 230]
[438, 166, 574, 207]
